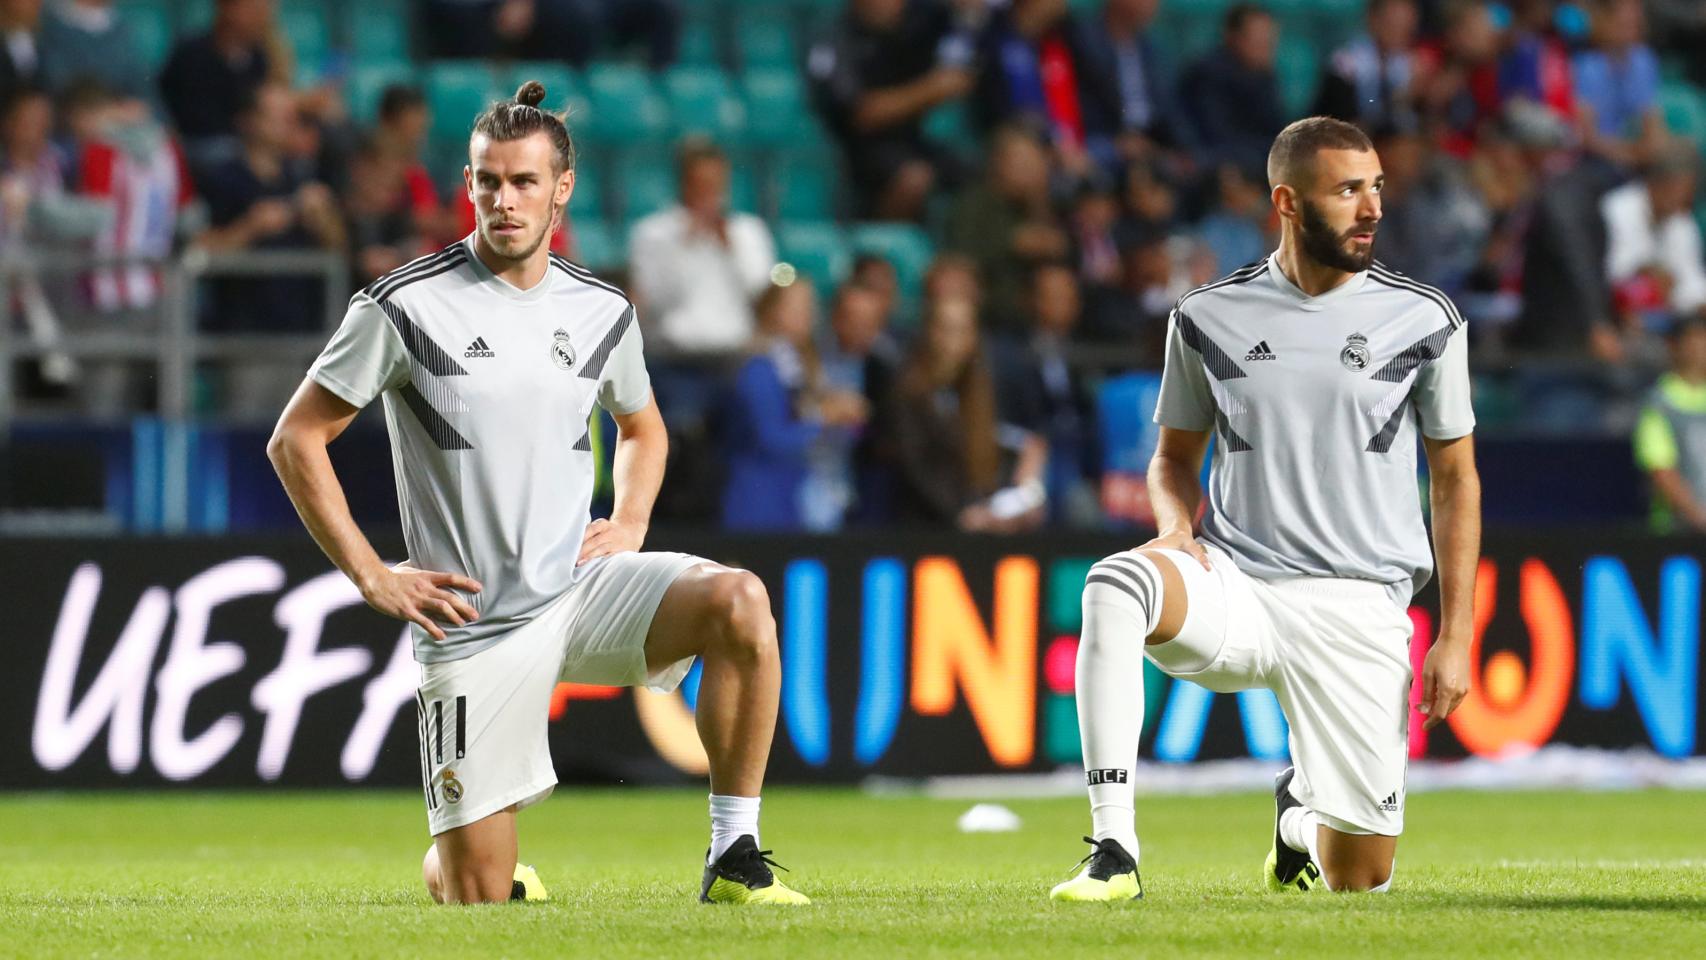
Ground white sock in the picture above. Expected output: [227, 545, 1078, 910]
[708, 794, 760, 863]
[1279, 804, 1321, 863]
[1369, 875, 1392, 893]
[1077, 553, 1163, 862]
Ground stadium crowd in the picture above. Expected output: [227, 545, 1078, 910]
[3, 0, 1706, 531]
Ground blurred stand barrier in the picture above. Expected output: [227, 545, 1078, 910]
[3, 530, 1700, 790]
[0, 248, 347, 533]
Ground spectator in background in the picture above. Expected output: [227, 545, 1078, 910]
[1070, 183, 1121, 286]
[1081, 221, 1173, 352]
[0, 0, 43, 97]
[922, 249, 982, 309]
[973, 0, 1086, 152]
[1601, 143, 1706, 332]
[1070, 0, 1190, 179]
[1572, 0, 1666, 173]
[1194, 164, 1269, 277]
[1180, 4, 1284, 180]
[807, 0, 978, 221]
[40, 0, 150, 101]
[849, 251, 899, 327]
[720, 279, 869, 531]
[1314, 0, 1420, 133]
[342, 138, 418, 287]
[373, 85, 460, 249]
[1497, 0, 1576, 130]
[996, 262, 1097, 521]
[877, 294, 1047, 530]
[1412, 0, 1502, 157]
[821, 280, 902, 524]
[159, 0, 277, 169]
[423, 0, 679, 69]
[1635, 313, 1706, 533]
[628, 137, 775, 354]
[944, 124, 1068, 336]
[193, 81, 345, 333]
[1368, 122, 1489, 291]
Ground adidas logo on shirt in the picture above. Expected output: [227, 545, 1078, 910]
[464, 337, 495, 359]
[1244, 340, 1277, 361]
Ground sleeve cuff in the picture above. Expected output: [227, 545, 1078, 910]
[309, 366, 373, 409]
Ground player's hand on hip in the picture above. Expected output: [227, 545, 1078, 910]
[1417, 633, 1471, 729]
[578, 518, 645, 566]
[361, 562, 482, 642]
[1134, 529, 1212, 570]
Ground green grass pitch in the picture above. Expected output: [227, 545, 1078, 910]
[2, 788, 1702, 958]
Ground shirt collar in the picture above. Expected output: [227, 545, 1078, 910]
[1266, 255, 1368, 311]
[462, 233, 555, 302]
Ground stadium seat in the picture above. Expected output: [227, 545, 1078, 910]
[776, 220, 851, 293]
[1275, 38, 1321, 117]
[772, 152, 836, 220]
[619, 158, 679, 225]
[279, 6, 331, 76]
[425, 63, 508, 146]
[736, 14, 798, 70]
[662, 66, 748, 140]
[923, 100, 972, 145]
[568, 161, 605, 221]
[569, 219, 624, 271]
[1658, 84, 1706, 145]
[581, 64, 671, 146]
[742, 68, 811, 147]
[349, 7, 411, 64]
[121, 4, 173, 74]
[346, 63, 417, 125]
[847, 223, 933, 305]
[677, 17, 723, 68]
[728, 160, 760, 214]
[176, 0, 213, 33]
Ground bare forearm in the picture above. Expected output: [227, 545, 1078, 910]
[1430, 471, 1481, 641]
[268, 436, 387, 591]
[609, 427, 667, 530]
[1651, 469, 1706, 528]
[1148, 453, 1203, 537]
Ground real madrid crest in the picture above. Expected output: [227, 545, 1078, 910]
[441, 769, 465, 804]
[550, 328, 576, 370]
[1340, 332, 1370, 372]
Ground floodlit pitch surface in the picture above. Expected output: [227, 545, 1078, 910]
[2, 788, 1701, 958]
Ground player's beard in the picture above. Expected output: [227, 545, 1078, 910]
[479, 212, 551, 264]
[1298, 199, 1377, 274]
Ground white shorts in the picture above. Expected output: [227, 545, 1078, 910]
[1137, 544, 1413, 836]
[414, 550, 703, 835]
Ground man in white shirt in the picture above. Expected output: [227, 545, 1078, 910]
[1601, 142, 1706, 317]
[627, 137, 776, 354]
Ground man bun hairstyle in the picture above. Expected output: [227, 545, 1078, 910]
[471, 81, 577, 173]
[1266, 116, 1374, 189]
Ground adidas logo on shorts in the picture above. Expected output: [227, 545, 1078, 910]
[1244, 340, 1277, 361]
[1379, 791, 1401, 813]
[464, 337, 495, 359]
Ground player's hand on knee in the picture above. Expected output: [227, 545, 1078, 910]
[1418, 633, 1471, 729]
[577, 518, 646, 566]
[1135, 530, 1212, 570]
[361, 562, 483, 641]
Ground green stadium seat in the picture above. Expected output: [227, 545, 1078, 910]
[772, 152, 836, 220]
[425, 62, 508, 145]
[177, 0, 213, 33]
[346, 63, 417, 125]
[742, 68, 810, 147]
[727, 161, 760, 214]
[1275, 38, 1321, 118]
[349, 7, 411, 64]
[619, 158, 679, 225]
[736, 15, 798, 70]
[678, 18, 723, 67]
[662, 66, 747, 140]
[279, 6, 330, 74]
[581, 64, 671, 146]
[847, 223, 932, 305]
[568, 161, 605, 222]
[121, 4, 173, 74]
[776, 220, 851, 293]
[569, 219, 624, 271]
[924, 101, 972, 144]
[1658, 84, 1706, 144]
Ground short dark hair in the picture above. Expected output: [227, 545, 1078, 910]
[471, 80, 576, 172]
[1225, 3, 1272, 35]
[674, 135, 727, 181]
[378, 84, 426, 123]
[1267, 116, 1374, 188]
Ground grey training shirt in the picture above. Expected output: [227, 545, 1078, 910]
[308, 236, 651, 663]
[1155, 256, 1475, 602]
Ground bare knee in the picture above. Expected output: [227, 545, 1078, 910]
[706, 570, 776, 663]
[1323, 861, 1392, 892]
[430, 844, 515, 904]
